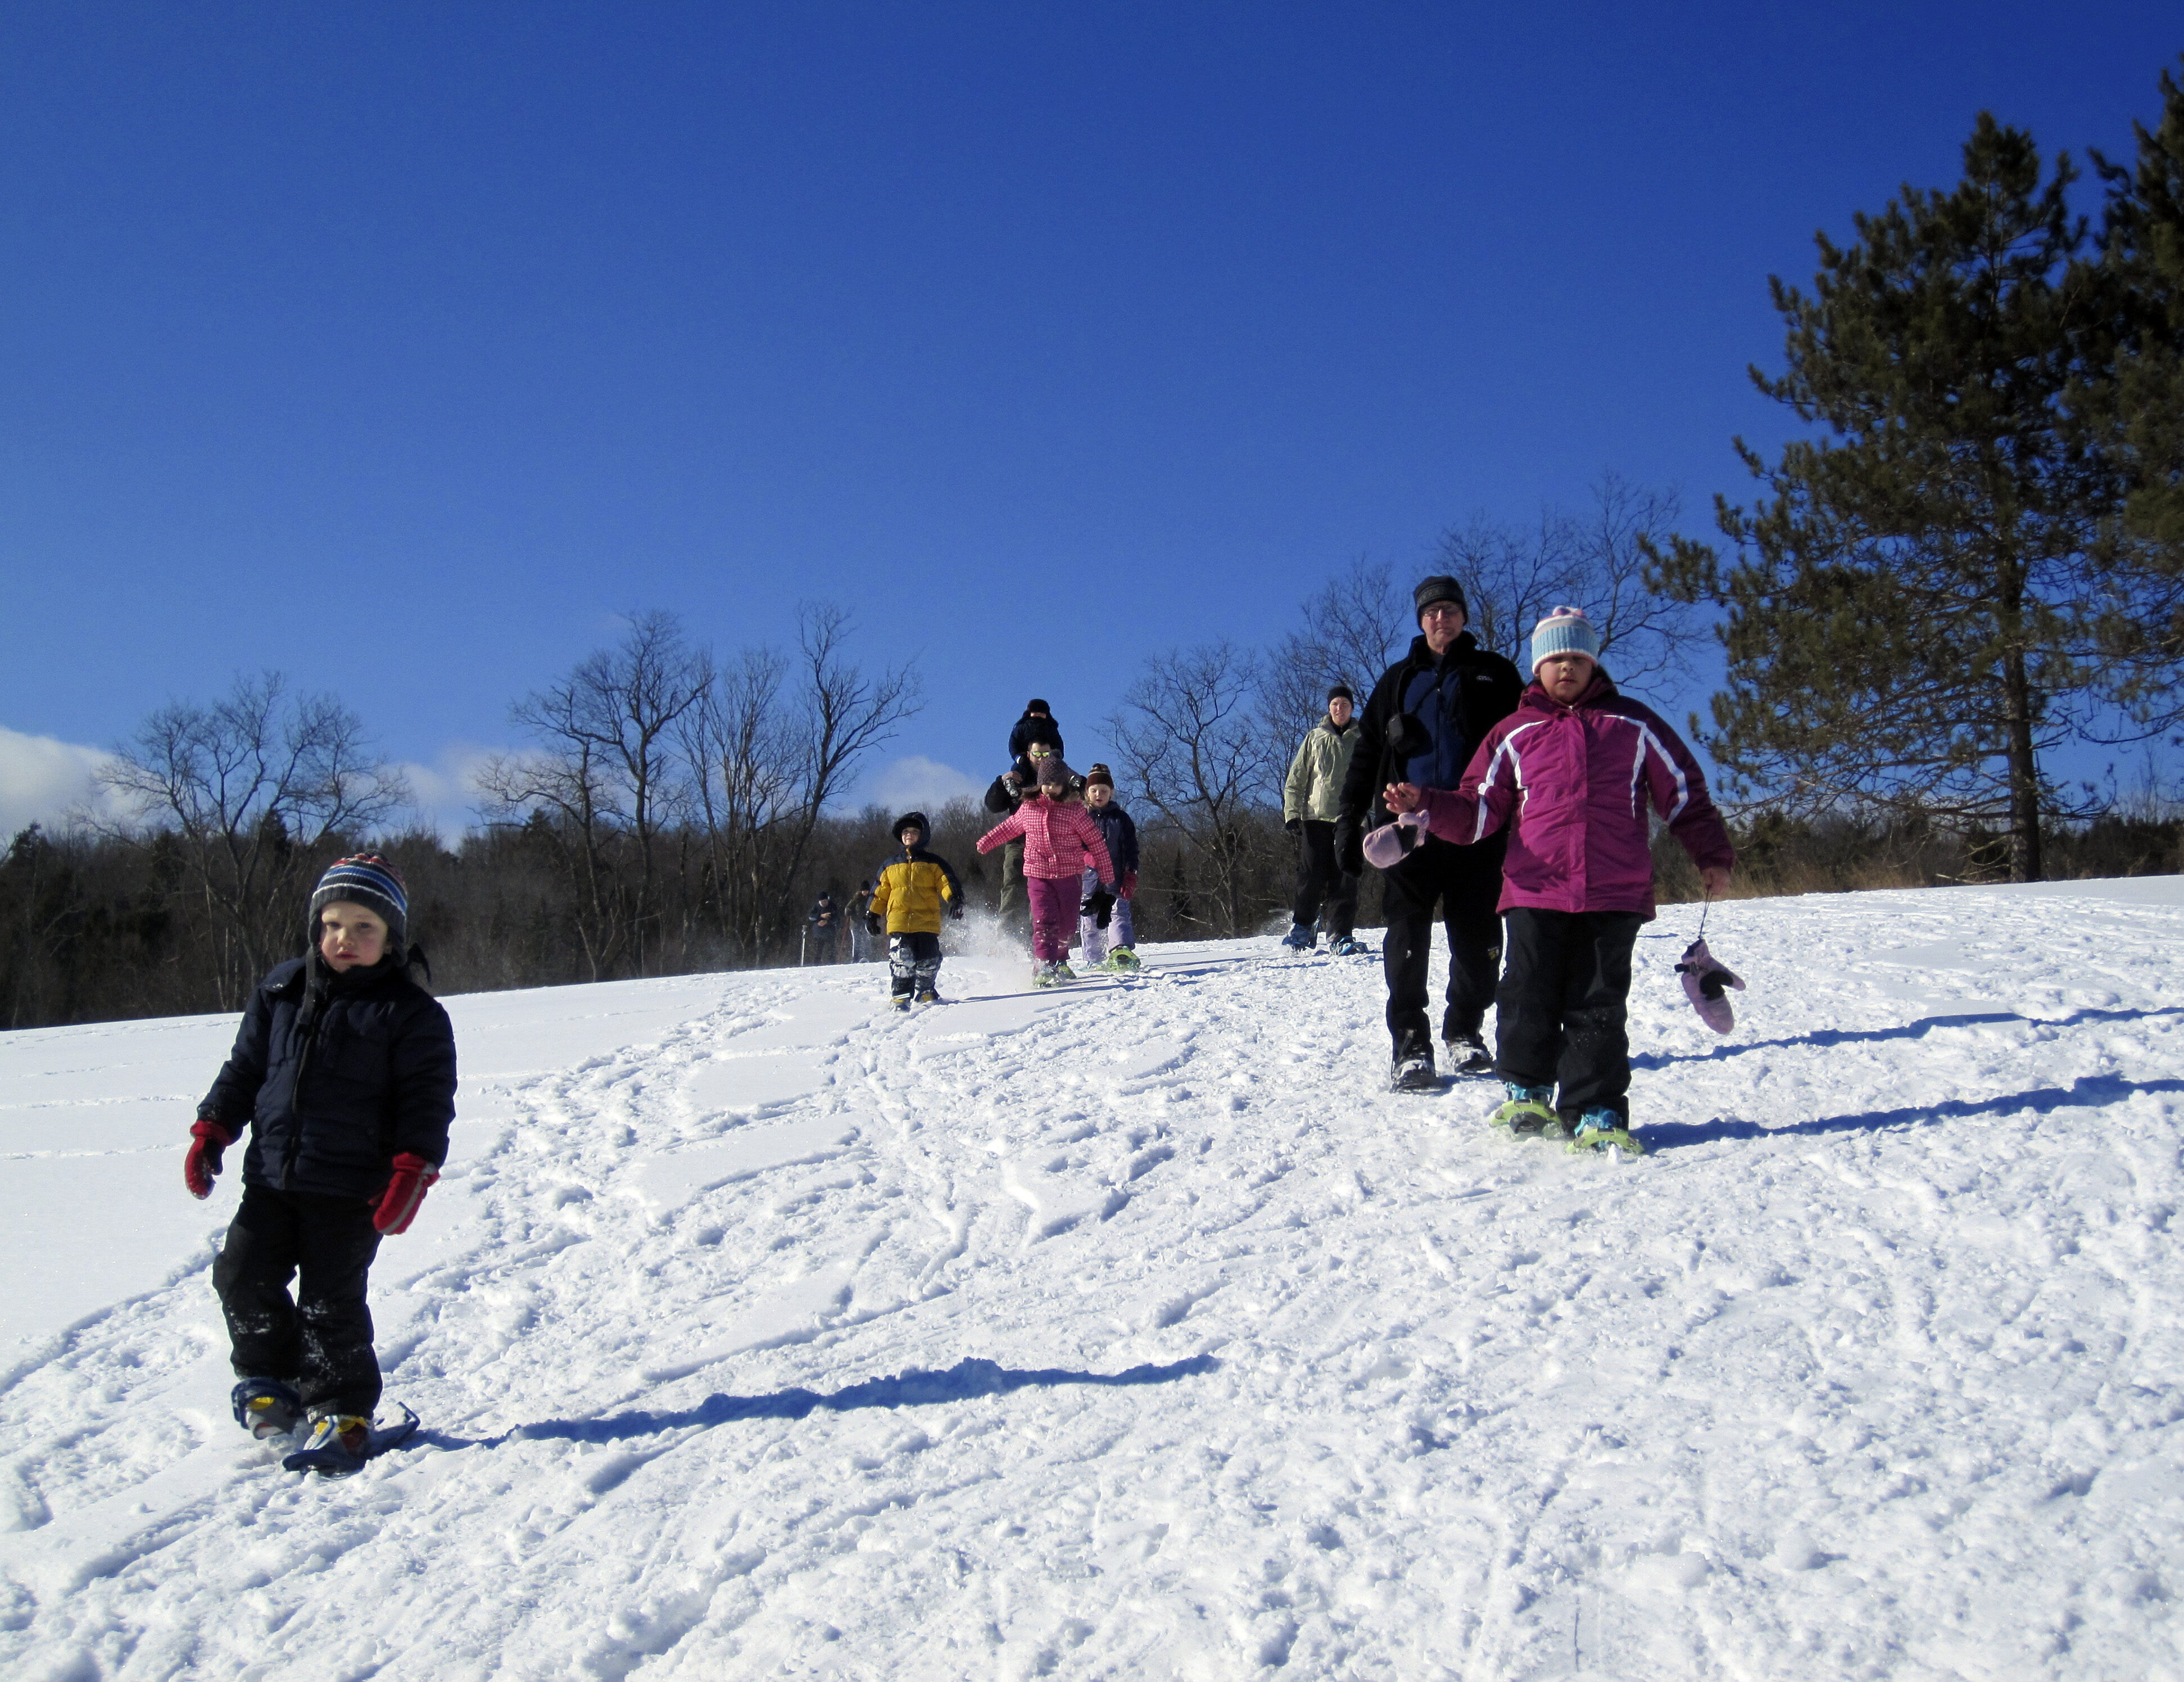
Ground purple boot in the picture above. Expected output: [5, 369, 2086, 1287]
[1675, 937, 1744, 1033]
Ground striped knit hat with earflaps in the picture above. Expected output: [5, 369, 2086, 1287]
[309, 854, 409, 951]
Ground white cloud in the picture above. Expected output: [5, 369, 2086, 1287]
[860, 755, 984, 816]
[387, 743, 505, 845]
[0, 726, 117, 839]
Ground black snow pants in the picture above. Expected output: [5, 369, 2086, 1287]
[1381, 831, 1506, 1047]
[1496, 907, 1646, 1119]
[213, 1185, 384, 1417]
[1290, 819, 1358, 939]
[998, 838, 1029, 936]
[888, 931, 943, 998]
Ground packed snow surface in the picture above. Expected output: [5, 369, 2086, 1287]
[3, 879, 2182, 1680]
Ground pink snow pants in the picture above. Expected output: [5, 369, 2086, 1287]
[1025, 875, 1079, 962]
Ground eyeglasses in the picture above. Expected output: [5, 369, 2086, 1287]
[1420, 603, 1465, 620]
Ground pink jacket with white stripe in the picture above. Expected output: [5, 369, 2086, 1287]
[1417, 673, 1733, 918]
[977, 796, 1116, 884]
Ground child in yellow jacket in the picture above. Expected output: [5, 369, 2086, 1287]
[866, 811, 966, 1008]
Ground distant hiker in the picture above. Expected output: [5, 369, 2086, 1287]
[806, 891, 842, 963]
[977, 756, 1114, 988]
[1008, 698, 1065, 763]
[1281, 684, 1363, 955]
[867, 813, 966, 1009]
[1341, 574, 1525, 1089]
[983, 740, 1080, 941]
[185, 855, 455, 1476]
[1385, 606, 1734, 1152]
[1079, 763, 1141, 972]
[847, 879, 876, 963]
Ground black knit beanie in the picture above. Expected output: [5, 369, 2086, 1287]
[1413, 575, 1467, 620]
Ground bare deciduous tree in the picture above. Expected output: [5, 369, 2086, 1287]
[1440, 474, 1700, 693]
[93, 673, 410, 1007]
[478, 611, 711, 979]
[1108, 641, 1280, 935]
[1262, 561, 1413, 747]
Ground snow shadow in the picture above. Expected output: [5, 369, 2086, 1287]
[1637, 1072, 2184, 1151]
[436, 1354, 1218, 1450]
[1632, 1003, 2184, 1069]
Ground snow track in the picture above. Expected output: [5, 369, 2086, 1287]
[2, 881, 2183, 1678]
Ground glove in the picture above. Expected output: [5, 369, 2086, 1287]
[184, 1118, 236, 1200]
[948, 899, 964, 920]
[1120, 871, 1136, 900]
[866, 912, 884, 937]
[373, 1152, 441, 1235]
[1003, 772, 1023, 799]
[1333, 814, 1363, 877]
[1285, 818, 1301, 836]
[1082, 887, 1117, 929]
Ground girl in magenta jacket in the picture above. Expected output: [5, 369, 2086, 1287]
[978, 759, 1115, 985]
[1386, 606, 1733, 1153]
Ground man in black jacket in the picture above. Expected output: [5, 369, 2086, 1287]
[1339, 575, 1524, 1090]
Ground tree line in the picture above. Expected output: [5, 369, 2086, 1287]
[5, 61, 2182, 1029]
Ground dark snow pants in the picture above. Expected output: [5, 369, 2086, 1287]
[1380, 831, 1506, 1046]
[998, 838, 1029, 936]
[1291, 819, 1358, 939]
[1496, 907, 1646, 1119]
[888, 931, 943, 998]
[214, 1185, 384, 1417]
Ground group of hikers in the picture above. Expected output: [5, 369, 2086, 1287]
[176, 572, 1730, 1470]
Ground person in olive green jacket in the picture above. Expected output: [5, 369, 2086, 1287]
[1281, 684, 1363, 953]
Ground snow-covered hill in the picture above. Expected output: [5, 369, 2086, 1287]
[3, 880, 2182, 1680]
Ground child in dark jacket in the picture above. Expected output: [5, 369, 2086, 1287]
[1079, 764, 1141, 971]
[1385, 607, 1733, 1154]
[867, 811, 966, 1007]
[186, 855, 456, 1471]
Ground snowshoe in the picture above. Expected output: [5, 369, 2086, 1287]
[1280, 924, 1316, 952]
[1052, 960, 1078, 982]
[1674, 937, 1745, 1033]
[1106, 947, 1141, 972]
[1329, 935, 1368, 957]
[915, 988, 944, 1005]
[283, 1403, 420, 1478]
[232, 1377, 302, 1440]
[1490, 1083, 1559, 1135]
[1569, 1109, 1645, 1157]
[1390, 1032, 1437, 1092]
[889, 994, 913, 1012]
[1031, 963, 1058, 989]
[1444, 1031, 1494, 1076]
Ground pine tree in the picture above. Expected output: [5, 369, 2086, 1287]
[1650, 115, 2120, 882]
[2085, 59, 2184, 686]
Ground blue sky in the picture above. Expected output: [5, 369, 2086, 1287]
[2, 2, 2177, 835]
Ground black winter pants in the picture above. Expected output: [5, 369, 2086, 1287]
[213, 1185, 384, 1417]
[1380, 832, 1506, 1046]
[888, 931, 943, 997]
[1290, 819, 1358, 937]
[1496, 907, 1646, 1119]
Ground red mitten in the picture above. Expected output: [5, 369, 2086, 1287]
[373, 1152, 441, 1235]
[1121, 871, 1138, 899]
[184, 1118, 235, 1200]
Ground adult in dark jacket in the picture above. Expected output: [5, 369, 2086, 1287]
[186, 855, 456, 1464]
[1007, 699, 1064, 763]
[1339, 574, 1525, 1087]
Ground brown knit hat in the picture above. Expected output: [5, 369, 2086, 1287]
[1085, 763, 1114, 790]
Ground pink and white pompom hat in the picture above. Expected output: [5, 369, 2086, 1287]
[1529, 605, 1600, 673]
